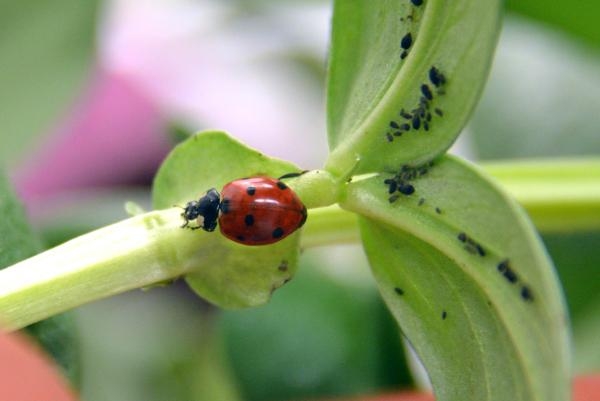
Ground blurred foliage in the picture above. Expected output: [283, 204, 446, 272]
[0, 0, 98, 165]
[0, 172, 79, 384]
[2, 0, 599, 399]
[506, 1, 600, 48]
[76, 284, 241, 401]
[544, 230, 600, 373]
[470, 18, 600, 160]
[219, 254, 410, 401]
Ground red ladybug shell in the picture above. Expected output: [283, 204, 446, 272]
[218, 177, 307, 245]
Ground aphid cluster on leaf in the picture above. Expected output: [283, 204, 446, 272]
[457, 232, 486, 257]
[384, 162, 433, 203]
[385, 66, 447, 142]
[497, 259, 535, 302]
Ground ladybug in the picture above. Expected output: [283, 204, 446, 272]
[181, 176, 307, 245]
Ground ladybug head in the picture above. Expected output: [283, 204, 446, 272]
[181, 188, 221, 232]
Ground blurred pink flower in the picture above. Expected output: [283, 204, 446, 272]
[15, 0, 330, 213]
[15, 69, 168, 207]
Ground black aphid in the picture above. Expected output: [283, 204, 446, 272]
[398, 183, 415, 195]
[521, 286, 534, 302]
[400, 109, 413, 119]
[412, 116, 421, 130]
[421, 84, 433, 101]
[401, 33, 413, 50]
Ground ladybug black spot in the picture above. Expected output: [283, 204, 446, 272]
[236, 235, 245, 242]
[272, 227, 284, 239]
[244, 214, 255, 227]
[276, 181, 288, 190]
[246, 186, 256, 196]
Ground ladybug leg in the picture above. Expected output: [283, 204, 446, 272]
[181, 220, 202, 230]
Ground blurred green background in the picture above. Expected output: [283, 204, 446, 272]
[1, 0, 599, 400]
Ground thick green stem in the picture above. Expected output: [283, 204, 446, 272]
[483, 158, 600, 233]
[0, 208, 195, 330]
[301, 159, 600, 248]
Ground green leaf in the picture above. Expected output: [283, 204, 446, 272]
[507, 0, 600, 47]
[544, 231, 600, 373]
[325, 0, 501, 177]
[341, 156, 570, 401]
[0, 176, 40, 265]
[0, 0, 98, 165]
[152, 131, 303, 308]
[0, 172, 79, 383]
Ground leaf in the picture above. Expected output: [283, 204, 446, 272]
[0, 0, 98, 165]
[325, 0, 501, 177]
[341, 156, 570, 401]
[0, 175, 40, 265]
[152, 131, 303, 308]
[0, 171, 79, 384]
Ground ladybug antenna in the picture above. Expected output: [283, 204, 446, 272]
[278, 170, 309, 180]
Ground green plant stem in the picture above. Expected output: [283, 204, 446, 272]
[0, 208, 195, 330]
[302, 159, 600, 247]
[0, 159, 598, 330]
[483, 158, 600, 233]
